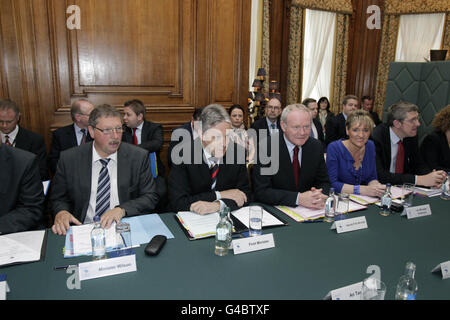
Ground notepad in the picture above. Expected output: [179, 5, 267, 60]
[0, 230, 46, 266]
[176, 211, 220, 239]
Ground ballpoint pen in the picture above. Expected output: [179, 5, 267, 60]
[53, 265, 77, 270]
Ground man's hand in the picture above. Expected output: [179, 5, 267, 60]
[190, 201, 220, 215]
[101, 207, 126, 229]
[51, 210, 82, 235]
[297, 187, 328, 209]
[418, 170, 446, 188]
[219, 189, 247, 207]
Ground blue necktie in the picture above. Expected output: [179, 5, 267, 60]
[95, 158, 111, 218]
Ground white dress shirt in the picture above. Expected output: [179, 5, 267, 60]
[84, 146, 120, 224]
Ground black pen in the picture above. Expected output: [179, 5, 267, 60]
[53, 265, 77, 270]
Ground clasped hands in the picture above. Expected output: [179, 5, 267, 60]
[297, 187, 328, 209]
[51, 207, 125, 235]
[190, 189, 247, 215]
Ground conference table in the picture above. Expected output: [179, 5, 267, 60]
[2, 195, 450, 300]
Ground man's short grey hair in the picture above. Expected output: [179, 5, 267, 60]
[280, 104, 312, 124]
[386, 101, 419, 127]
[70, 99, 91, 122]
[200, 104, 231, 132]
[88, 104, 122, 127]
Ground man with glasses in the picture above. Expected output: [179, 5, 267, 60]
[252, 104, 330, 209]
[48, 99, 94, 174]
[251, 97, 282, 143]
[372, 101, 446, 187]
[0, 99, 49, 180]
[50, 104, 159, 235]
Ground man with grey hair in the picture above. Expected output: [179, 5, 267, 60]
[372, 101, 446, 187]
[0, 99, 49, 180]
[168, 104, 251, 214]
[252, 104, 330, 209]
[48, 99, 94, 174]
[50, 104, 159, 235]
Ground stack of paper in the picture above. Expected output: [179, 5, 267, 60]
[231, 206, 285, 228]
[350, 186, 406, 205]
[414, 186, 441, 197]
[0, 230, 46, 266]
[276, 201, 367, 222]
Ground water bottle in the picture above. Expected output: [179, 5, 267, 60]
[215, 206, 232, 256]
[440, 172, 450, 200]
[91, 216, 106, 260]
[395, 262, 418, 300]
[379, 183, 392, 216]
[323, 188, 336, 223]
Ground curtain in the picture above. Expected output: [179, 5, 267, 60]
[301, 9, 336, 101]
[249, 0, 263, 91]
[395, 13, 445, 62]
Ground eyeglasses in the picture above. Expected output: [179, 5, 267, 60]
[0, 120, 16, 125]
[266, 106, 281, 111]
[402, 116, 420, 124]
[94, 126, 124, 135]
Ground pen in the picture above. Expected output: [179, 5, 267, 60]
[53, 265, 77, 270]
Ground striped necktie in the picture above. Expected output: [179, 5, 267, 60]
[210, 158, 219, 191]
[95, 158, 111, 218]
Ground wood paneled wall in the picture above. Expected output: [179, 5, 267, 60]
[0, 0, 251, 171]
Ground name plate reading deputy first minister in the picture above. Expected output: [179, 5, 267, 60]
[232, 234, 275, 255]
[330, 216, 368, 234]
[401, 204, 432, 219]
[78, 254, 137, 281]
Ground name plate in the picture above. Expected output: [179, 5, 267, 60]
[325, 282, 362, 300]
[232, 233, 275, 255]
[431, 261, 450, 279]
[0, 274, 10, 300]
[79, 254, 137, 281]
[331, 216, 368, 233]
[401, 204, 432, 219]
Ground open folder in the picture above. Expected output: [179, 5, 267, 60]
[175, 206, 287, 240]
[0, 230, 47, 267]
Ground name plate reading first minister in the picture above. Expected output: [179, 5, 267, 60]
[232, 234, 275, 255]
[78, 254, 137, 281]
[331, 216, 368, 234]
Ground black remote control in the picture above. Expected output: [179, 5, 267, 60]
[144, 235, 167, 256]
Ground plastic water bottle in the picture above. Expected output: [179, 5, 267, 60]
[215, 206, 232, 256]
[395, 262, 418, 300]
[379, 183, 392, 216]
[91, 216, 106, 260]
[323, 188, 336, 223]
[440, 172, 450, 200]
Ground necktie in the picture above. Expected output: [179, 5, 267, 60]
[95, 158, 111, 218]
[80, 129, 87, 145]
[210, 158, 219, 191]
[293, 146, 300, 188]
[395, 140, 404, 174]
[5, 135, 12, 146]
[132, 128, 138, 145]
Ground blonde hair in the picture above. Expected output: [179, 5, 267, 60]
[346, 110, 374, 133]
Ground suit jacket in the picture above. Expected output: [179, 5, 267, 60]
[50, 142, 159, 222]
[371, 123, 430, 185]
[312, 118, 325, 147]
[168, 121, 193, 168]
[0, 144, 44, 235]
[48, 124, 93, 174]
[251, 117, 281, 147]
[252, 133, 330, 206]
[168, 138, 251, 212]
[420, 130, 450, 172]
[123, 120, 163, 154]
[325, 113, 347, 147]
[369, 111, 382, 126]
[15, 126, 49, 180]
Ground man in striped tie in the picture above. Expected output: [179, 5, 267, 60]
[51, 104, 159, 235]
[168, 104, 251, 215]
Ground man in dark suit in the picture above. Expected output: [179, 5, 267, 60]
[48, 99, 94, 174]
[251, 97, 282, 143]
[168, 104, 251, 214]
[302, 98, 325, 147]
[325, 95, 358, 147]
[252, 104, 330, 209]
[361, 96, 381, 126]
[168, 107, 203, 168]
[0, 141, 44, 235]
[0, 99, 49, 180]
[122, 99, 167, 211]
[372, 101, 446, 187]
[50, 104, 159, 235]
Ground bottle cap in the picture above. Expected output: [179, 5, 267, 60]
[93, 216, 100, 222]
